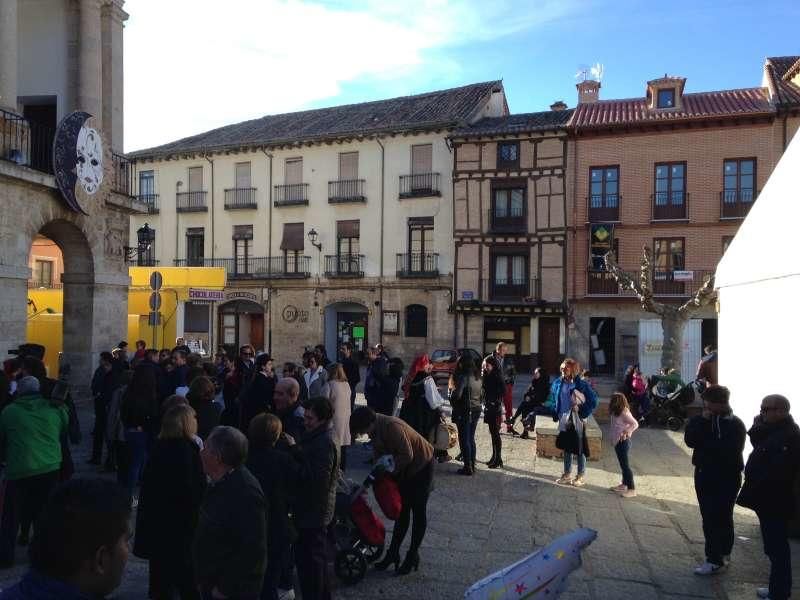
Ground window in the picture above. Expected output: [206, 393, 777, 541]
[492, 187, 525, 218]
[497, 141, 519, 169]
[494, 255, 526, 286]
[653, 238, 684, 272]
[33, 260, 53, 287]
[339, 152, 358, 180]
[185, 303, 209, 333]
[336, 220, 360, 273]
[233, 225, 253, 274]
[589, 166, 619, 220]
[186, 228, 204, 266]
[405, 304, 428, 338]
[657, 88, 676, 108]
[188, 166, 203, 192]
[411, 144, 432, 175]
[408, 217, 434, 272]
[222, 313, 236, 345]
[280, 222, 304, 273]
[590, 236, 619, 271]
[653, 162, 686, 219]
[285, 158, 303, 185]
[139, 227, 156, 266]
[235, 162, 251, 189]
[138, 170, 154, 197]
[723, 159, 756, 203]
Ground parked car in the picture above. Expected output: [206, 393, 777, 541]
[430, 348, 483, 388]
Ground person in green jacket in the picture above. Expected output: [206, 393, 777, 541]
[0, 376, 68, 567]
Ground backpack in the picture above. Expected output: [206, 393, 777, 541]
[388, 357, 404, 380]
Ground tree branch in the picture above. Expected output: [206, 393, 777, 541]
[604, 248, 667, 317]
[678, 272, 716, 315]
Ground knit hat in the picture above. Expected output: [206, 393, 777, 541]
[16, 375, 40, 396]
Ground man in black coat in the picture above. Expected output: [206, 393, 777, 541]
[737, 394, 800, 600]
[684, 385, 746, 576]
[364, 347, 394, 416]
[89, 352, 120, 467]
[195, 426, 266, 600]
[340, 343, 360, 410]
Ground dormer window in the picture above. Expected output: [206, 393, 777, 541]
[657, 88, 676, 109]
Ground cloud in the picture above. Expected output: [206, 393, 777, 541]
[123, 0, 579, 152]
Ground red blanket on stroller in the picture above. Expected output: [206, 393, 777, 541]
[351, 493, 385, 546]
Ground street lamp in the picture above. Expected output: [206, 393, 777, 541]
[125, 223, 154, 263]
[307, 227, 322, 251]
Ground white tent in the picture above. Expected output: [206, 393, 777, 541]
[716, 128, 800, 453]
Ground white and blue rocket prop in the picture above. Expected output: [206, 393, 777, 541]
[464, 528, 597, 599]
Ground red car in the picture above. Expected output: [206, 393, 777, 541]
[430, 348, 483, 387]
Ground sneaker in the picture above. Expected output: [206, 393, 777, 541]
[693, 561, 726, 576]
[555, 474, 573, 485]
[756, 587, 770, 599]
[572, 476, 586, 487]
[619, 489, 637, 498]
[277, 589, 296, 600]
[610, 484, 627, 492]
[130, 495, 139, 509]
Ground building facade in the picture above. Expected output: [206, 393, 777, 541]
[128, 82, 508, 364]
[449, 109, 572, 373]
[566, 57, 800, 378]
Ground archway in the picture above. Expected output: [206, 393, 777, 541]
[219, 299, 265, 355]
[324, 302, 368, 362]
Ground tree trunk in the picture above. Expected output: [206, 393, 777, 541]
[661, 311, 686, 372]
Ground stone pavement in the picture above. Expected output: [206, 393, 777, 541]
[0, 400, 797, 600]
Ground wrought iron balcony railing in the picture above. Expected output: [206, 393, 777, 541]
[396, 252, 439, 277]
[328, 179, 366, 204]
[324, 254, 364, 277]
[224, 187, 257, 209]
[274, 183, 309, 206]
[176, 191, 208, 212]
[399, 173, 441, 199]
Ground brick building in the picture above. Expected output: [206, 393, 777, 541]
[565, 56, 800, 379]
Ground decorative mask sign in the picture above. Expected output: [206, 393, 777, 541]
[53, 111, 111, 215]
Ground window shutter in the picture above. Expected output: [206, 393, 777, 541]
[188, 167, 203, 192]
[339, 152, 358, 180]
[408, 216, 434, 227]
[186, 227, 204, 237]
[235, 162, 251, 188]
[285, 158, 303, 185]
[411, 144, 432, 175]
[280, 222, 305, 250]
[337, 220, 360, 238]
[232, 225, 253, 240]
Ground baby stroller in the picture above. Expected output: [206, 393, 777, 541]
[646, 377, 700, 431]
[332, 457, 394, 584]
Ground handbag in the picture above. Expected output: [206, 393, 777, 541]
[433, 416, 458, 451]
[555, 413, 580, 455]
[373, 474, 402, 520]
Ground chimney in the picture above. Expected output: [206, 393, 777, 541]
[576, 80, 601, 104]
[550, 100, 568, 111]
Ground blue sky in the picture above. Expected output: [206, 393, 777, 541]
[124, 0, 799, 152]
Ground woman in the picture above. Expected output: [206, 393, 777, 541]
[507, 366, 550, 439]
[303, 353, 329, 399]
[548, 358, 597, 487]
[482, 356, 506, 469]
[134, 404, 206, 599]
[350, 406, 434, 575]
[449, 355, 482, 475]
[120, 364, 159, 500]
[240, 353, 276, 432]
[327, 363, 352, 472]
[400, 355, 440, 440]
[186, 376, 220, 441]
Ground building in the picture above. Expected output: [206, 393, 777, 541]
[565, 56, 800, 379]
[449, 106, 573, 373]
[128, 82, 508, 363]
[0, 0, 139, 388]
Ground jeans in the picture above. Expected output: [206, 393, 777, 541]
[757, 512, 791, 600]
[125, 429, 149, 497]
[295, 527, 332, 600]
[563, 452, 586, 476]
[456, 410, 480, 467]
[503, 384, 514, 430]
[614, 439, 635, 489]
[694, 468, 740, 565]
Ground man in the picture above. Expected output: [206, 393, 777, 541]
[89, 352, 119, 467]
[737, 394, 800, 600]
[340, 343, 360, 410]
[696, 345, 718, 388]
[0, 377, 68, 566]
[132, 340, 147, 364]
[684, 385, 746, 576]
[116, 341, 129, 366]
[283, 362, 309, 407]
[484, 343, 516, 433]
[0, 478, 132, 599]
[364, 347, 393, 416]
[273, 377, 305, 442]
[174, 337, 191, 356]
[195, 426, 267, 600]
[170, 349, 189, 395]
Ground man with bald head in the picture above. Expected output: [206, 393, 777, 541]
[273, 378, 305, 443]
[738, 394, 800, 600]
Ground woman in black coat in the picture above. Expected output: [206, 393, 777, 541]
[482, 356, 507, 469]
[241, 353, 276, 432]
[187, 376, 220, 441]
[134, 404, 207, 600]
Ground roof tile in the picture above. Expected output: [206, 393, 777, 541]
[451, 109, 574, 138]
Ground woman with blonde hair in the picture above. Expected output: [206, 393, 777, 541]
[135, 404, 206, 599]
[327, 362, 352, 471]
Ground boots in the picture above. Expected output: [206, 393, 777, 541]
[374, 547, 401, 572]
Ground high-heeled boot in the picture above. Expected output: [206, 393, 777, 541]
[397, 551, 420, 575]
[374, 548, 401, 572]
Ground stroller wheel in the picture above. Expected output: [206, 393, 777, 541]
[362, 542, 384, 563]
[335, 549, 367, 585]
[667, 416, 684, 431]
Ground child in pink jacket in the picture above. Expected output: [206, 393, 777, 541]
[609, 392, 639, 498]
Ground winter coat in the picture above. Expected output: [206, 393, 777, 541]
[399, 372, 438, 438]
[304, 367, 329, 399]
[106, 385, 127, 443]
[370, 414, 434, 481]
[328, 380, 352, 447]
[684, 410, 746, 476]
[290, 424, 338, 530]
[247, 445, 300, 553]
[134, 438, 206, 567]
[0, 393, 67, 480]
[240, 371, 275, 432]
[120, 387, 158, 432]
[193, 466, 267, 598]
[341, 355, 361, 389]
[738, 415, 800, 519]
[0, 570, 92, 600]
[482, 371, 506, 423]
[546, 376, 598, 421]
[365, 355, 395, 414]
[451, 372, 483, 419]
[190, 398, 220, 441]
[696, 352, 718, 386]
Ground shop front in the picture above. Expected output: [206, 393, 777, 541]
[218, 289, 265, 355]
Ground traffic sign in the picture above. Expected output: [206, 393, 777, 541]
[149, 291, 162, 311]
[149, 271, 163, 291]
[148, 311, 161, 326]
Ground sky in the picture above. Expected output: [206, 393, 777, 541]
[123, 0, 800, 153]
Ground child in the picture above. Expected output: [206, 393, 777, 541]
[609, 392, 639, 498]
[631, 365, 649, 421]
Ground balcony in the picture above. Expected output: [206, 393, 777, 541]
[481, 278, 540, 303]
[174, 256, 311, 279]
[111, 152, 134, 196]
[224, 187, 257, 210]
[720, 190, 755, 219]
[652, 191, 688, 221]
[125, 258, 160, 267]
[399, 173, 441, 199]
[328, 179, 366, 204]
[587, 268, 715, 297]
[274, 183, 309, 207]
[487, 208, 526, 233]
[27, 281, 63, 289]
[137, 194, 160, 214]
[0, 108, 54, 174]
[324, 254, 364, 278]
[176, 191, 208, 212]
[588, 194, 620, 222]
[396, 253, 439, 277]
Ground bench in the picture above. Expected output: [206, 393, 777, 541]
[535, 414, 603, 461]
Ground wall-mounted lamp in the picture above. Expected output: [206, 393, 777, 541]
[307, 228, 322, 252]
[124, 223, 154, 260]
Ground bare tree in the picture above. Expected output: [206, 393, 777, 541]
[604, 247, 715, 373]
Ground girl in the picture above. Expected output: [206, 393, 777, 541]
[450, 355, 482, 475]
[631, 365, 649, 421]
[482, 356, 506, 469]
[609, 392, 639, 498]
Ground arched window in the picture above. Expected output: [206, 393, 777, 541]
[405, 304, 428, 338]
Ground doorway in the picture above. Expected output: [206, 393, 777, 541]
[538, 317, 561, 377]
[484, 316, 531, 371]
[218, 299, 265, 355]
[589, 317, 615, 376]
[324, 302, 369, 362]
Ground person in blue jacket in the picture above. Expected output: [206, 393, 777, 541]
[545, 358, 597, 487]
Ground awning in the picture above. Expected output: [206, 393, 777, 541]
[280, 222, 305, 251]
[337, 219, 359, 237]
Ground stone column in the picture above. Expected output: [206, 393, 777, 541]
[78, 0, 103, 123]
[101, 0, 127, 151]
[0, 264, 30, 361]
[0, 0, 19, 113]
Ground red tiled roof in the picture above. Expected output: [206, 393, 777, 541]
[570, 87, 774, 130]
[764, 56, 800, 107]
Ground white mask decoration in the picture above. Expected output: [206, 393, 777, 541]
[76, 126, 104, 195]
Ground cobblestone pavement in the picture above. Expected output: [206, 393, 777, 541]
[1, 393, 797, 600]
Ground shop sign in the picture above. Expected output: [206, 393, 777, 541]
[225, 289, 261, 302]
[673, 270, 694, 282]
[461, 291, 474, 300]
[282, 305, 309, 323]
[189, 288, 225, 301]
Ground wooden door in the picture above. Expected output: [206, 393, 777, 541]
[538, 317, 561, 378]
[250, 314, 264, 351]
